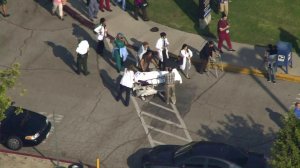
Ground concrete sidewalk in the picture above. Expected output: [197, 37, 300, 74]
[65, 0, 300, 83]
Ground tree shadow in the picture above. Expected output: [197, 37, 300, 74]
[127, 148, 151, 168]
[278, 27, 300, 56]
[34, 0, 53, 14]
[45, 41, 77, 73]
[197, 114, 276, 155]
[265, 107, 284, 128]
[173, 0, 216, 38]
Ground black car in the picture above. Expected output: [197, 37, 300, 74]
[0, 106, 51, 150]
[142, 141, 266, 168]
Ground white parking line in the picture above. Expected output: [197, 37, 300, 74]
[141, 111, 183, 128]
[149, 101, 176, 113]
[146, 124, 191, 142]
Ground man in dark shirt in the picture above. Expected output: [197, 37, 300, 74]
[200, 41, 216, 73]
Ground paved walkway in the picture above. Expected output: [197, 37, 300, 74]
[64, 0, 300, 83]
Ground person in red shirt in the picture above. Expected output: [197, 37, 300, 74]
[99, 0, 111, 12]
[217, 12, 235, 53]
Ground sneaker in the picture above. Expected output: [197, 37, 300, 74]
[84, 71, 90, 76]
[219, 49, 223, 54]
[267, 80, 271, 82]
[106, 8, 112, 12]
[228, 48, 236, 52]
[100, 9, 105, 12]
[272, 81, 276, 84]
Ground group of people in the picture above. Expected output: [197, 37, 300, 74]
[87, 0, 149, 22]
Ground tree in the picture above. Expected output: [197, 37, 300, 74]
[0, 64, 20, 121]
[269, 109, 300, 168]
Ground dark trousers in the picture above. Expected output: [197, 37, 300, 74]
[134, 6, 149, 21]
[159, 49, 168, 70]
[97, 40, 104, 55]
[116, 85, 131, 106]
[77, 53, 88, 74]
[200, 58, 208, 72]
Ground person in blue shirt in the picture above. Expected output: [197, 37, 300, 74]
[294, 102, 300, 119]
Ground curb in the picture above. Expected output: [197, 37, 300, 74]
[63, 4, 300, 84]
[0, 148, 95, 168]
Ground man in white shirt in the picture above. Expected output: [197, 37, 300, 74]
[156, 32, 169, 70]
[115, 65, 135, 106]
[76, 39, 90, 75]
[94, 18, 107, 55]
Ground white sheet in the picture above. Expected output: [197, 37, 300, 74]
[134, 69, 182, 84]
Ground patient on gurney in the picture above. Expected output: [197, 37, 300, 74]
[134, 68, 182, 85]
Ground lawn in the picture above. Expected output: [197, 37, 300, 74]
[127, 0, 300, 54]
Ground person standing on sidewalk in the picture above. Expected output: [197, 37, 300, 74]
[0, 0, 9, 17]
[94, 18, 107, 55]
[113, 33, 129, 72]
[136, 41, 149, 67]
[88, 0, 99, 22]
[156, 32, 169, 70]
[133, 0, 149, 21]
[265, 44, 277, 83]
[200, 41, 217, 74]
[219, 0, 229, 16]
[99, 0, 112, 12]
[217, 12, 235, 53]
[52, 0, 64, 20]
[112, 0, 126, 11]
[164, 67, 176, 105]
[75, 39, 90, 75]
[116, 65, 135, 107]
[179, 44, 193, 79]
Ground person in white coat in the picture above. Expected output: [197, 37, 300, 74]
[179, 44, 193, 79]
[94, 18, 107, 55]
[115, 65, 135, 106]
[136, 41, 149, 67]
[155, 32, 169, 70]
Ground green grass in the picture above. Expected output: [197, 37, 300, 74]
[128, 0, 300, 54]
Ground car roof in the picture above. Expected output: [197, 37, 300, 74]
[183, 141, 249, 166]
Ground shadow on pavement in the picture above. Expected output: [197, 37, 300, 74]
[68, 0, 90, 19]
[197, 114, 276, 155]
[127, 148, 151, 168]
[99, 69, 120, 99]
[266, 107, 284, 128]
[279, 27, 300, 56]
[45, 41, 77, 73]
[72, 23, 95, 47]
[34, 0, 53, 14]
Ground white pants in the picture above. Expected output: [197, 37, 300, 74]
[52, 2, 63, 18]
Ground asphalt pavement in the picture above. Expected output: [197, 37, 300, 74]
[0, 0, 300, 168]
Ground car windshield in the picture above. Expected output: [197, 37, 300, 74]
[174, 141, 197, 158]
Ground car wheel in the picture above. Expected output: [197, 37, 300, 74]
[6, 136, 23, 150]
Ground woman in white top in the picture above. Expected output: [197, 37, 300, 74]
[115, 65, 135, 106]
[94, 18, 107, 55]
[179, 44, 193, 79]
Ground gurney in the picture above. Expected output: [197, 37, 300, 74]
[133, 69, 182, 101]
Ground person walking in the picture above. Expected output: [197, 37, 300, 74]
[179, 44, 193, 79]
[52, 0, 64, 20]
[113, 33, 129, 72]
[294, 102, 300, 119]
[219, 0, 229, 16]
[217, 12, 235, 53]
[99, 0, 112, 12]
[0, 0, 9, 17]
[164, 67, 176, 105]
[112, 0, 126, 11]
[136, 41, 149, 67]
[88, 0, 99, 22]
[200, 41, 217, 74]
[265, 44, 277, 83]
[133, 0, 149, 21]
[156, 32, 169, 70]
[75, 39, 90, 75]
[115, 65, 135, 107]
[94, 18, 107, 55]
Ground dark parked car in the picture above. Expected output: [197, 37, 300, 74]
[142, 141, 266, 168]
[0, 106, 51, 150]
